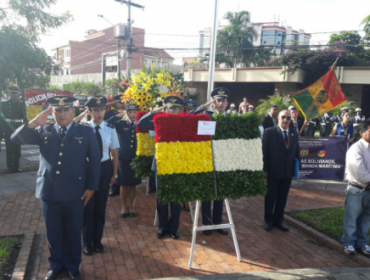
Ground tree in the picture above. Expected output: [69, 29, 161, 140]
[0, 0, 71, 91]
[271, 47, 370, 87]
[360, 14, 370, 42]
[255, 93, 292, 116]
[216, 11, 258, 67]
[328, 31, 363, 54]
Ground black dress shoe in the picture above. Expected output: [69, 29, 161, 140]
[15, 168, 23, 173]
[94, 243, 103, 253]
[108, 190, 119, 197]
[69, 270, 80, 280]
[129, 212, 136, 217]
[157, 231, 167, 239]
[264, 223, 273, 231]
[120, 213, 129, 218]
[148, 189, 156, 194]
[83, 246, 93, 256]
[273, 223, 289, 232]
[170, 232, 179, 239]
[203, 230, 212, 236]
[44, 270, 60, 280]
[217, 229, 228, 235]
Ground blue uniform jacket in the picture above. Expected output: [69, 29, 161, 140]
[107, 116, 137, 161]
[11, 122, 101, 201]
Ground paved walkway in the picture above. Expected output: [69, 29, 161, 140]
[0, 171, 362, 280]
[153, 268, 370, 280]
[0, 140, 39, 172]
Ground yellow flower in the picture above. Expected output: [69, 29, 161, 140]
[164, 80, 171, 88]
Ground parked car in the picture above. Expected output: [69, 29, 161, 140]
[73, 94, 90, 108]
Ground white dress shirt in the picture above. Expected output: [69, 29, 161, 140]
[269, 113, 277, 126]
[89, 121, 120, 162]
[346, 138, 370, 187]
[278, 125, 289, 138]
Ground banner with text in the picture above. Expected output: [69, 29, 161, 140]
[299, 137, 347, 181]
[25, 90, 73, 120]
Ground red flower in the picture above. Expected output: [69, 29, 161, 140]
[153, 113, 211, 143]
[136, 111, 150, 133]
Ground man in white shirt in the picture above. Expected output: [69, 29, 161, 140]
[342, 120, 370, 256]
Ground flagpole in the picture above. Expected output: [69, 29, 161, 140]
[331, 57, 339, 69]
[206, 0, 220, 103]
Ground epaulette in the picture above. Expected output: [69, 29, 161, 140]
[106, 123, 115, 129]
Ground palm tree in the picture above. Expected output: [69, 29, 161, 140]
[216, 11, 258, 67]
[360, 14, 370, 42]
[255, 93, 292, 116]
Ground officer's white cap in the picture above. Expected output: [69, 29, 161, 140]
[230, 103, 235, 107]
[356, 108, 362, 112]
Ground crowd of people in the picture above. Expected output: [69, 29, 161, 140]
[1, 86, 370, 280]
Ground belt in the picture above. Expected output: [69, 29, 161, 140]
[5, 119, 23, 123]
[349, 181, 370, 191]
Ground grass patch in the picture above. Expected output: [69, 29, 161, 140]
[0, 237, 21, 278]
[289, 207, 370, 244]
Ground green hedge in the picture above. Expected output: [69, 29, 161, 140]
[157, 172, 215, 204]
[212, 113, 262, 140]
[131, 156, 154, 178]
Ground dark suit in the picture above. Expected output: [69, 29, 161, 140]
[0, 100, 25, 170]
[262, 114, 277, 130]
[289, 117, 304, 133]
[262, 126, 300, 224]
[11, 122, 100, 271]
[137, 112, 181, 233]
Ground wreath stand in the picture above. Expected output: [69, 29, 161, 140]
[188, 198, 241, 268]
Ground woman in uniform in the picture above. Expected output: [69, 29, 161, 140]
[107, 104, 141, 218]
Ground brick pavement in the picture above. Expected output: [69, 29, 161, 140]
[0, 180, 359, 280]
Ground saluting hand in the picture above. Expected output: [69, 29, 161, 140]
[81, 190, 95, 206]
[27, 107, 53, 129]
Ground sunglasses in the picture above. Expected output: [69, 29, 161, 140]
[281, 116, 291, 121]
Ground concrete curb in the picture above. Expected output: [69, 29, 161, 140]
[284, 214, 370, 267]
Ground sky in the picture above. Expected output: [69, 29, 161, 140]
[38, 0, 369, 65]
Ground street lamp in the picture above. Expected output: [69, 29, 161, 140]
[97, 14, 114, 27]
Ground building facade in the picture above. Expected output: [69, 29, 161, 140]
[199, 21, 311, 57]
[51, 26, 174, 87]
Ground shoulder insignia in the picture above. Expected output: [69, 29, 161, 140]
[106, 123, 115, 129]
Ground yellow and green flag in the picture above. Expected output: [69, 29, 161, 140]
[292, 68, 347, 120]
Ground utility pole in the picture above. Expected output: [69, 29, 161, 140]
[117, 39, 121, 79]
[114, 0, 144, 79]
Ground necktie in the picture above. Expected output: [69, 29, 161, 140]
[60, 127, 66, 139]
[283, 130, 289, 149]
[95, 125, 103, 159]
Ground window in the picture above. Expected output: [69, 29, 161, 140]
[105, 66, 118, 72]
[65, 50, 70, 57]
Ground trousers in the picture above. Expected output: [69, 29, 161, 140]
[264, 178, 292, 224]
[83, 160, 112, 246]
[41, 199, 84, 271]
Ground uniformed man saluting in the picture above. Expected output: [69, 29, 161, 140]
[0, 86, 25, 173]
[11, 96, 101, 280]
